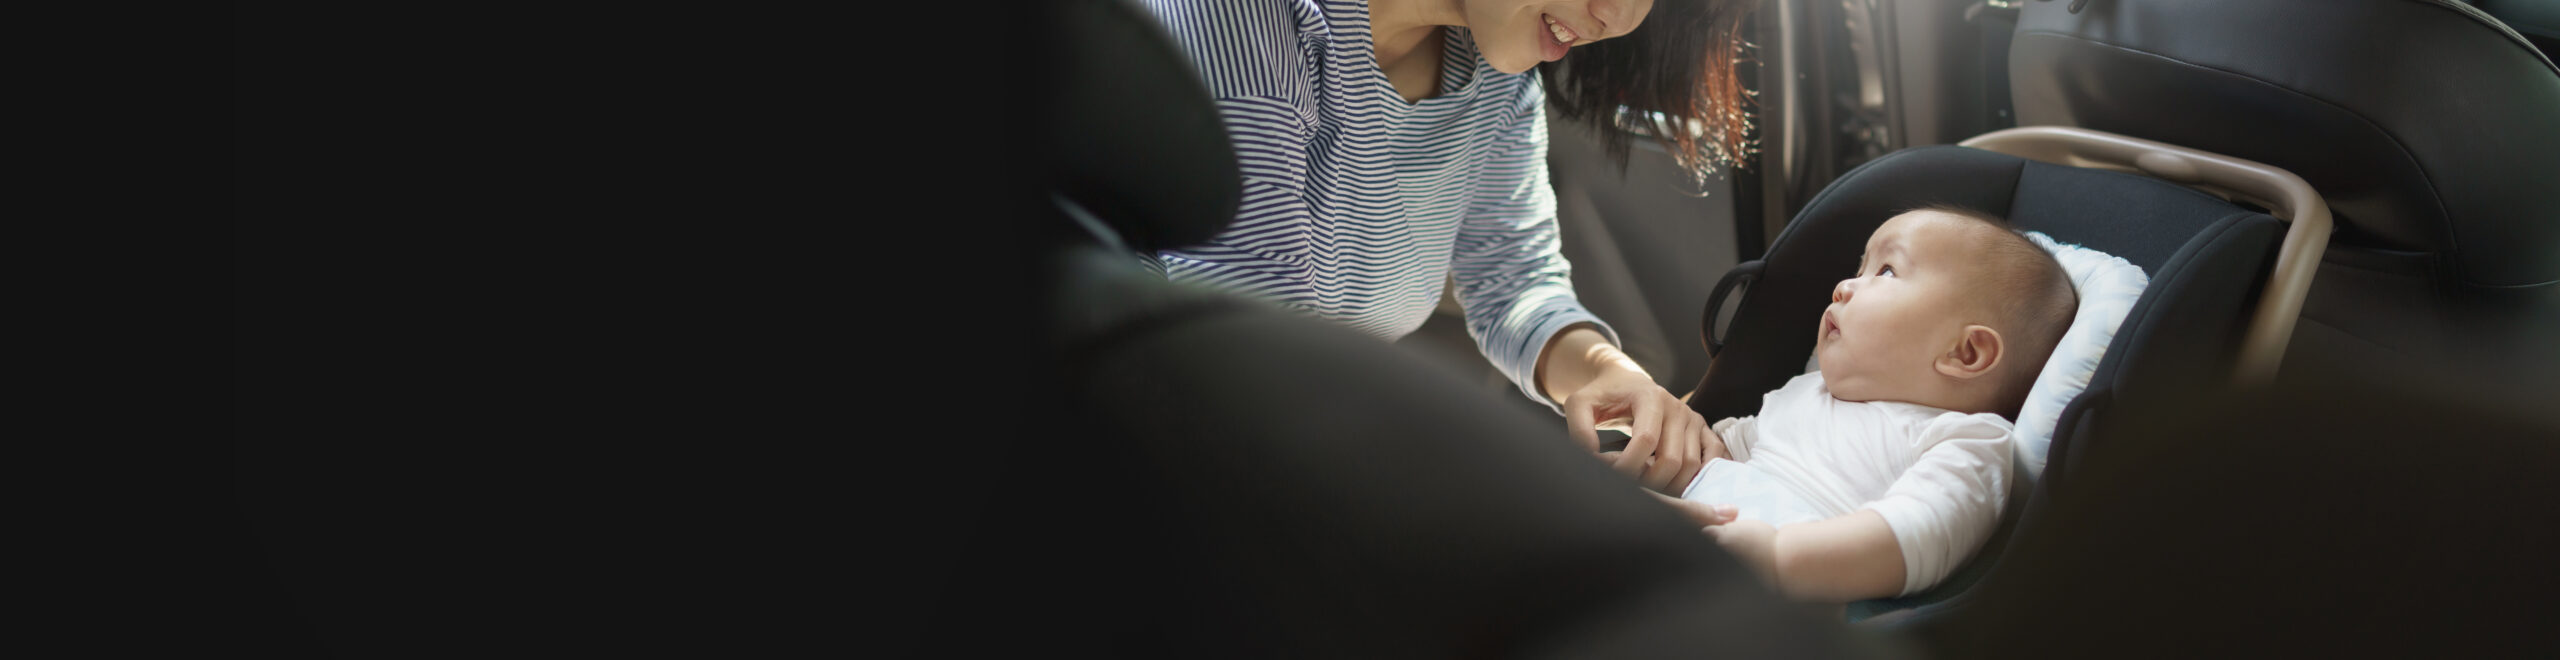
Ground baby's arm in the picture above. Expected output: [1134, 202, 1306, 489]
[1709, 415, 2009, 603]
[1856, 415, 2014, 598]
[1705, 511, 1905, 603]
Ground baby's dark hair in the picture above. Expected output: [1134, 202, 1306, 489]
[1904, 204, 2079, 416]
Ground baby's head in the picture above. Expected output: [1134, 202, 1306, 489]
[1815, 205, 2078, 418]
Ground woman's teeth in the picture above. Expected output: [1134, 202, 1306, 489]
[1544, 15, 1578, 46]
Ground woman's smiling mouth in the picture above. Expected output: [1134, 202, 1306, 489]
[1544, 14, 1583, 45]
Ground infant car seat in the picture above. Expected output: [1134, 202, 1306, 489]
[1685, 126, 2331, 623]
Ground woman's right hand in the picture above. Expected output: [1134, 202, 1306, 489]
[1563, 366, 1717, 493]
[1598, 421, 1732, 495]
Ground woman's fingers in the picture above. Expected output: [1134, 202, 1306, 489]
[1644, 404, 1698, 492]
[1612, 407, 1656, 478]
[1565, 396, 1601, 453]
[1669, 445, 1710, 494]
[1668, 406, 1716, 493]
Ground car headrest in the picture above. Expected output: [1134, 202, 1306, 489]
[2008, 0, 2560, 292]
[1037, 0, 1241, 253]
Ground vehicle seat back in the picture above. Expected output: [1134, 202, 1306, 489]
[2006, 0, 2560, 389]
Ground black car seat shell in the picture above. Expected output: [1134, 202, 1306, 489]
[1688, 144, 2285, 474]
[1685, 140, 2295, 621]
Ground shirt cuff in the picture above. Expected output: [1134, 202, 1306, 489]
[1504, 312, 1619, 415]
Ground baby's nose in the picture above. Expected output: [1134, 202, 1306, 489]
[1832, 277, 1856, 303]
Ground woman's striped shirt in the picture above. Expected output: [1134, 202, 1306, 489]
[1141, 0, 1619, 411]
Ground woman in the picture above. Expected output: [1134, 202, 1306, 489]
[1140, 0, 1759, 493]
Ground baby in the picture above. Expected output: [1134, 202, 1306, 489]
[1654, 205, 2079, 604]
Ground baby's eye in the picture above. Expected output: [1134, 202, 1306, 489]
[1878, 264, 1896, 277]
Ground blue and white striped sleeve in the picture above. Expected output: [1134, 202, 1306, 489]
[1451, 84, 1620, 414]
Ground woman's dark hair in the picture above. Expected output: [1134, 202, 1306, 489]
[1539, 0, 1760, 181]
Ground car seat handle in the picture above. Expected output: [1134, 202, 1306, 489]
[1961, 126, 2333, 387]
[1701, 260, 1765, 358]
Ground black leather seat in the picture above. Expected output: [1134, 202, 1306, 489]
[1017, 0, 1884, 655]
[2007, 0, 2560, 389]
[1913, 363, 2560, 659]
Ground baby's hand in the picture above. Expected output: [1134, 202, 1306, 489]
[1699, 423, 1732, 463]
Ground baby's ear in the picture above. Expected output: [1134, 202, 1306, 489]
[1937, 325, 2004, 380]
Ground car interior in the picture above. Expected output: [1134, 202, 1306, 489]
[1030, 0, 2560, 656]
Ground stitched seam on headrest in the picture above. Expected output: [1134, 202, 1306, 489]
[2462, 277, 2560, 289]
[2410, 0, 2560, 72]
[2290, 314, 2407, 357]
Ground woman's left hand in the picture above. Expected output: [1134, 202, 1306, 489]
[1563, 364, 1711, 493]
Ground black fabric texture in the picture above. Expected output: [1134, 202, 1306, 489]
[1039, 0, 1242, 253]
[2007, 0, 2560, 392]
[2002, 160, 2250, 273]
[2051, 212, 2280, 486]
[1022, 219, 1904, 658]
[1910, 365, 2560, 659]
[2011, 0, 2560, 286]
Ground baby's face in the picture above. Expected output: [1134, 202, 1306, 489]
[1816, 211, 1995, 402]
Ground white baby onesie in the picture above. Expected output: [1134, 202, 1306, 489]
[1680, 371, 2015, 596]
